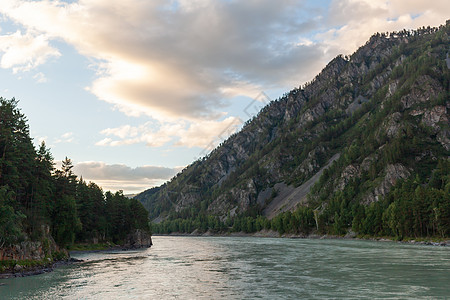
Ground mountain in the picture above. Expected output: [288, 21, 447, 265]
[137, 22, 449, 238]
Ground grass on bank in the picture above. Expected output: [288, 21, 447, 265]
[67, 243, 116, 251]
[0, 251, 68, 273]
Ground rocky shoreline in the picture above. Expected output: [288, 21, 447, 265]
[0, 257, 83, 279]
[0, 242, 154, 279]
[153, 230, 450, 246]
[0, 244, 154, 279]
[0, 229, 152, 279]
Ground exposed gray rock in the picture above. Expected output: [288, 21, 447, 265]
[363, 164, 411, 204]
[346, 95, 369, 114]
[401, 75, 442, 109]
[437, 129, 450, 151]
[208, 179, 257, 217]
[123, 229, 152, 249]
[361, 154, 378, 172]
[421, 106, 447, 130]
[263, 153, 340, 219]
[292, 147, 325, 178]
[337, 164, 360, 191]
[384, 112, 402, 138]
[421, 106, 449, 150]
[0, 225, 65, 261]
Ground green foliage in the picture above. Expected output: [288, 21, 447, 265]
[0, 257, 63, 272]
[314, 160, 449, 239]
[0, 186, 25, 247]
[52, 195, 81, 247]
[104, 190, 150, 243]
[0, 98, 150, 251]
[152, 206, 315, 236]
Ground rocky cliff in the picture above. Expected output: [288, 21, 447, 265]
[123, 229, 153, 249]
[0, 225, 66, 262]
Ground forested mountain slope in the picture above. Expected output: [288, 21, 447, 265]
[137, 22, 449, 238]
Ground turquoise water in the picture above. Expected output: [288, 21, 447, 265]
[0, 236, 449, 299]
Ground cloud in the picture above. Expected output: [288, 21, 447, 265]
[36, 135, 48, 145]
[0, 0, 326, 121]
[72, 161, 183, 193]
[33, 72, 47, 83]
[74, 161, 181, 181]
[96, 116, 242, 149]
[61, 132, 73, 139]
[54, 131, 74, 144]
[322, 0, 450, 55]
[0, 30, 60, 73]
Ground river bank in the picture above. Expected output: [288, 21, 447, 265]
[0, 242, 153, 279]
[153, 229, 450, 246]
[0, 257, 84, 279]
[0, 229, 153, 278]
[0, 241, 153, 279]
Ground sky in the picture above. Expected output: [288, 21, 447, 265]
[0, 0, 448, 194]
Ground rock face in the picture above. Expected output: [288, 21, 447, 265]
[363, 164, 411, 204]
[0, 225, 66, 261]
[123, 230, 153, 249]
[136, 23, 450, 222]
[261, 153, 340, 219]
[1, 241, 47, 261]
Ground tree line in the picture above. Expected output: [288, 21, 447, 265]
[0, 98, 150, 249]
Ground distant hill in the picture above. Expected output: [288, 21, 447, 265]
[136, 22, 449, 238]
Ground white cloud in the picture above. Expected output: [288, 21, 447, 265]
[0, 0, 325, 121]
[36, 135, 48, 145]
[61, 132, 73, 139]
[74, 161, 181, 181]
[95, 137, 113, 147]
[176, 117, 243, 149]
[0, 30, 60, 72]
[72, 161, 183, 193]
[96, 116, 243, 149]
[33, 72, 47, 83]
[322, 0, 450, 55]
[54, 131, 74, 144]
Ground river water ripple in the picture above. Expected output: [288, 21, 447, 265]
[0, 236, 449, 299]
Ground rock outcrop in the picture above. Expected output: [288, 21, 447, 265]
[0, 225, 66, 262]
[363, 164, 411, 204]
[123, 230, 153, 249]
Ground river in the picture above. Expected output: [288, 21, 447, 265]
[1, 236, 449, 299]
